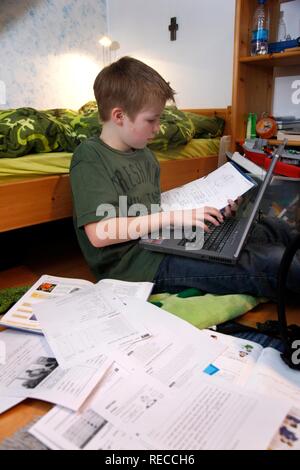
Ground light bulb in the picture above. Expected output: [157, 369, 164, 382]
[99, 35, 112, 47]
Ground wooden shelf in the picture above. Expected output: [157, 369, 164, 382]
[236, 138, 300, 147]
[232, 1, 300, 152]
[239, 49, 300, 67]
[268, 139, 300, 147]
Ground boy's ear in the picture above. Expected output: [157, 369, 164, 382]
[111, 107, 125, 126]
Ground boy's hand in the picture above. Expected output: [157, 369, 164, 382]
[223, 197, 242, 218]
[171, 206, 223, 233]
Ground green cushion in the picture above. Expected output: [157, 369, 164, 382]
[149, 289, 266, 329]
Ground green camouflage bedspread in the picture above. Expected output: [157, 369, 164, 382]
[0, 102, 224, 158]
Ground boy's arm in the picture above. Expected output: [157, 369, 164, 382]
[84, 207, 224, 248]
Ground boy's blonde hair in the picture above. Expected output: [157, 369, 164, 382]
[93, 56, 175, 121]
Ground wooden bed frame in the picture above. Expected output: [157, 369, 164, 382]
[0, 107, 231, 232]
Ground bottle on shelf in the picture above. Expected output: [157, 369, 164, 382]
[250, 0, 270, 56]
[277, 11, 287, 42]
[251, 113, 257, 139]
[246, 113, 253, 139]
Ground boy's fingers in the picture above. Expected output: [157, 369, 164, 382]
[203, 214, 220, 227]
[203, 206, 224, 223]
[228, 199, 238, 211]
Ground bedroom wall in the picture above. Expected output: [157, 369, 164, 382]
[0, 0, 107, 110]
[107, 0, 236, 108]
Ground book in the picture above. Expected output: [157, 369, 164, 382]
[277, 123, 300, 131]
[277, 130, 300, 142]
[0, 275, 154, 334]
[161, 161, 256, 212]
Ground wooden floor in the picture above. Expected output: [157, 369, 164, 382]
[0, 218, 94, 290]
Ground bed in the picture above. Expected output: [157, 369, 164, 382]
[0, 107, 231, 232]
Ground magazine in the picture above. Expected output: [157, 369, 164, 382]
[0, 275, 154, 334]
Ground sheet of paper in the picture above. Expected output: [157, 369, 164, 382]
[0, 396, 24, 414]
[0, 339, 6, 364]
[96, 279, 154, 303]
[268, 406, 300, 450]
[0, 275, 92, 333]
[202, 330, 263, 386]
[93, 371, 290, 450]
[161, 161, 255, 211]
[29, 427, 62, 450]
[34, 288, 151, 369]
[115, 330, 225, 390]
[122, 299, 226, 359]
[246, 347, 300, 407]
[0, 329, 111, 410]
[29, 361, 149, 450]
[30, 406, 146, 450]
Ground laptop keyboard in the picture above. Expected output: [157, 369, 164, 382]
[179, 218, 239, 252]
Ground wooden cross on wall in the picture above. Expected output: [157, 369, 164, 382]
[168, 17, 178, 41]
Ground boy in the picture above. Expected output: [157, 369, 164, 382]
[70, 57, 300, 300]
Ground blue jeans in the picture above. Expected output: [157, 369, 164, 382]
[153, 217, 300, 300]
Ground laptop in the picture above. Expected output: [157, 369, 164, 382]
[140, 151, 281, 265]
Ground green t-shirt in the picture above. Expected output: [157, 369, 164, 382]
[70, 136, 165, 282]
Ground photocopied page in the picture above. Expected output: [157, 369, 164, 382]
[0, 329, 112, 411]
[0, 275, 93, 333]
[269, 406, 300, 451]
[34, 287, 152, 369]
[0, 396, 24, 415]
[96, 279, 154, 303]
[30, 406, 146, 451]
[246, 347, 300, 407]
[92, 369, 290, 450]
[246, 348, 300, 451]
[30, 361, 149, 450]
[124, 297, 225, 345]
[161, 161, 255, 212]
[114, 331, 225, 391]
[202, 330, 263, 386]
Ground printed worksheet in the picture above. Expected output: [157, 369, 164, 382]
[34, 288, 151, 369]
[161, 162, 255, 211]
[115, 331, 225, 390]
[30, 361, 149, 450]
[92, 370, 290, 450]
[0, 329, 111, 410]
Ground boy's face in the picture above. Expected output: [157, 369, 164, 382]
[121, 103, 164, 150]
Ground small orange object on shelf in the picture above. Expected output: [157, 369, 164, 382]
[256, 114, 277, 139]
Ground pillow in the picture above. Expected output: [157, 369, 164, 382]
[184, 111, 225, 138]
[47, 107, 102, 142]
[148, 107, 195, 151]
[0, 108, 78, 158]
